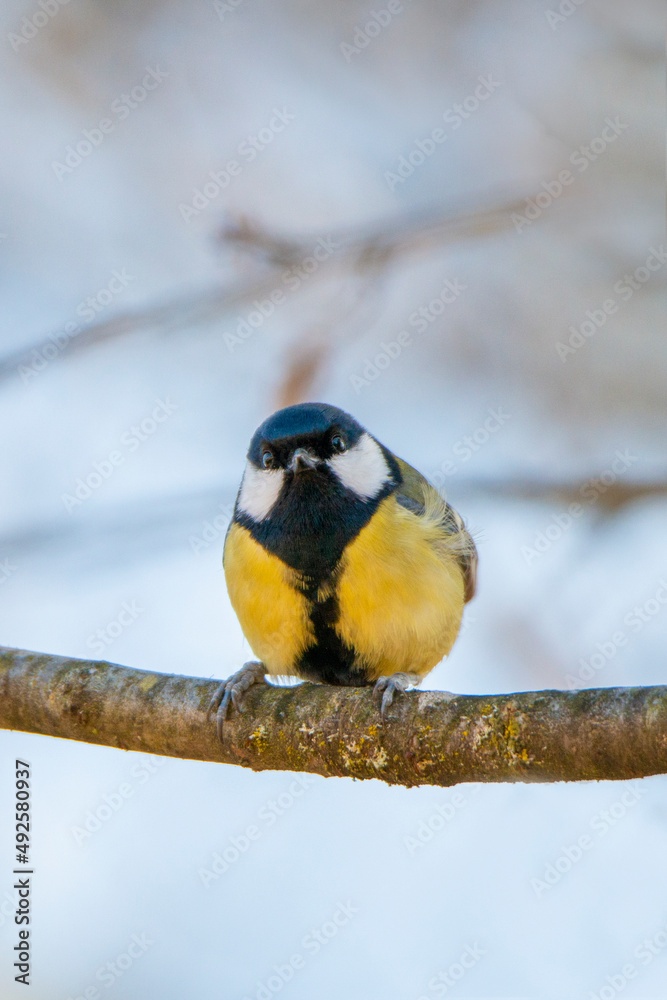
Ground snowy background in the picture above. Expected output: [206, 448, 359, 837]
[0, 0, 666, 997]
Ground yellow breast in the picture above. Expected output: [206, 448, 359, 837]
[223, 522, 314, 675]
[224, 496, 466, 684]
[334, 495, 465, 681]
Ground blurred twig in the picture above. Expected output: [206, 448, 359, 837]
[462, 477, 667, 513]
[0, 194, 526, 385]
[2, 645, 667, 788]
[218, 196, 526, 271]
[0, 477, 665, 561]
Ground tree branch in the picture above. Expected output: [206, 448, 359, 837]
[1, 645, 666, 787]
[0, 194, 526, 385]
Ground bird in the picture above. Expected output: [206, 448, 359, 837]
[208, 402, 477, 736]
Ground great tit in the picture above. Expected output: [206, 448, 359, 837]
[209, 402, 477, 734]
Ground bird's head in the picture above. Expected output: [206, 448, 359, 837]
[236, 402, 399, 524]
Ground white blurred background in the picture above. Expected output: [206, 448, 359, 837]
[0, 1, 666, 997]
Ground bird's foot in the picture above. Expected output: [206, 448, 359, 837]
[207, 661, 266, 740]
[373, 672, 421, 719]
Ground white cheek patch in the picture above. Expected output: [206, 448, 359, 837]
[327, 432, 392, 500]
[237, 461, 285, 521]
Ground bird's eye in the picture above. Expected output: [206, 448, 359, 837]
[262, 450, 275, 469]
[331, 434, 346, 453]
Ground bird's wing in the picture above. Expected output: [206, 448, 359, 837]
[395, 456, 478, 604]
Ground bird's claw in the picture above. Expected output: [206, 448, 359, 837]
[207, 661, 266, 741]
[372, 672, 420, 719]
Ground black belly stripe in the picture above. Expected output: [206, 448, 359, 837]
[234, 457, 403, 685]
[296, 576, 370, 686]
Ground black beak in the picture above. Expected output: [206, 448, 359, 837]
[288, 448, 318, 473]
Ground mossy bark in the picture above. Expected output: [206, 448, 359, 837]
[1, 645, 666, 787]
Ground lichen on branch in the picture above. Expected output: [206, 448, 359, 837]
[1, 645, 666, 788]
